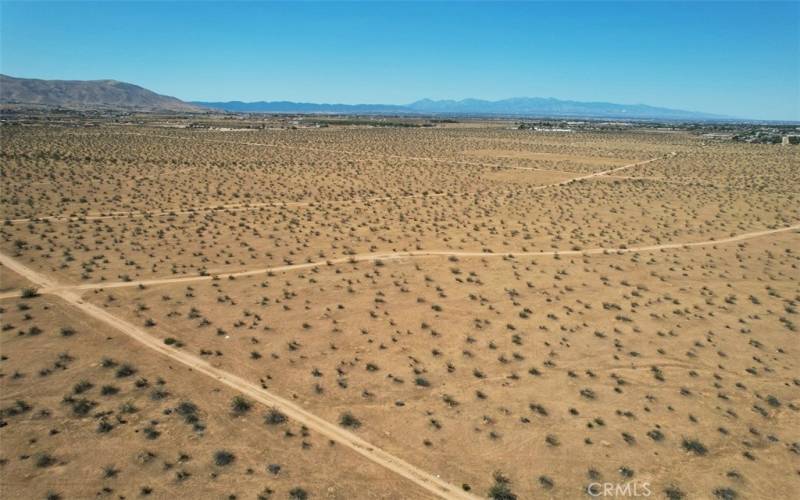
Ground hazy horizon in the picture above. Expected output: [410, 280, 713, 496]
[1, 1, 798, 120]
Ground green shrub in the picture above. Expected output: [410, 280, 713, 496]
[264, 408, 288, 425]
[289, 488, 308, 500]
[682, 438, 708, 455]
[488, 471, 517, 500]
[339, 412, 361, 428]
[213, 450, 235, 466]
[231, 396, 252, 415]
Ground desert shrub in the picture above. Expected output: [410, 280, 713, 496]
[415, 377, 430, 387]
[176, 401, 198, 416]
[264, 408, 288, 425]
[100, 357, 117, 368]
[73, 380, 94, 394]
[339, 412, 361, 428]
[101, 385, 120, 396]
[713, 488, 737, 500]
[442, 394, 459, 407]
[120, 402, 138, 414]
[21, 288, 39, 298]
[622, 432, 636, 445]
[36, 454, 57, 468]
[289, 488, 308, 500]
[231, 396, 252, 415]
[150, 388, 169, 401]
[0, 399, 32, 417]
[529, 403, 548, 416]
[213, 450, 235, 466]
[143, 426, 160, 440]
[664, 486, 685, 500]
[67, 398, 97, 416]
[97, 419, 114, 433]
[488, 471, 517, 500]
[682, 438, 708, 455]
[115, 364, 136, 378]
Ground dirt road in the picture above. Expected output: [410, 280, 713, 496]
[4, 152, 670, 224]
[5, 222, 794, 298]
[0, 251, 478, 500]
[121, 131, 672, 175]
[1, 219, 796, 497]
[2, 192, 454, 224]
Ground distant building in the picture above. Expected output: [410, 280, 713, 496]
[782, 135, 800, 145]
[533, 127, 573, 133]
[702, 133, 733, 140]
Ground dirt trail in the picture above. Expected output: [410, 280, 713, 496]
[526, 154, 669, 189]
[24, 222, 795, 295]
[4, 151, 671, 224]
[117, 131, 672, 175]
[1, 223, 795, 491]
[3, 192, 453, 224]
[112, 131, 526, 169]
[602, 175, 800, 196]
[0, 251, 478, 500]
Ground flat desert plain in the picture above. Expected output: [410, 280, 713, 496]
[1, 123, 798, 500]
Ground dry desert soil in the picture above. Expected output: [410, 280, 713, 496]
[1, 120, 799, 499]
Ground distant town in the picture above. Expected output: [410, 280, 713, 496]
[3, 105, 798, 145]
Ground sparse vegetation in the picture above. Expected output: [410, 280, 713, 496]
[339, 412, 361, 429]
[230, 396, 252, 415]
[1, 119, 796, 500]
[488, 471, 517, 500]
[213, 450, 236, 466]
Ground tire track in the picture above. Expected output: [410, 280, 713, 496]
[4, 152, 671, 224]
[0, 251, 478, 500]
[4, 222, 795, 297]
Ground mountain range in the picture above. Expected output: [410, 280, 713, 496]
[0, 74, 203, 112]
[194, 97, 728, 120]
[0, 74, 728, 120]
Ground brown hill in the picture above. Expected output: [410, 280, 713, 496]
[0, 74, 205, 112]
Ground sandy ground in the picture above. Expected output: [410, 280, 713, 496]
[1, 123, 798, 499]
[0, 295, 437, 499]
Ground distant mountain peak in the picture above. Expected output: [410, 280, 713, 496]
[1, 74, 727, 119]
[404, 96, 726, 120]
[197, 95, 727, 120]
[0, 74, 204, 112]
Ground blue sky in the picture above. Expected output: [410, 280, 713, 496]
[1, 1, 798, 120]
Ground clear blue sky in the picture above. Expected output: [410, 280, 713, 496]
[1, 1, 798, 120]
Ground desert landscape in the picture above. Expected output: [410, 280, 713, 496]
[0, 117, 798, 500]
